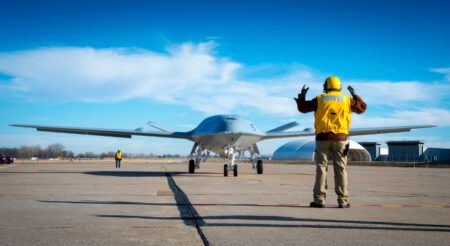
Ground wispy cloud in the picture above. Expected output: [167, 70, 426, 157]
[351, 108, 450, 127]
[430, 67, 450, 81]
[347, 81, 449, 106]
[0, 42, 449, 120]
[0, 42, 239, 103]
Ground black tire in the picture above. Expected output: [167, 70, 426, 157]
[257, 160, 263, 174]
[224, 164, 228, 177]
[233, 165, 238, 177]
[189, 159, 195, 173]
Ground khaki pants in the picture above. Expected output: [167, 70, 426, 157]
[313, 140, 349, 205]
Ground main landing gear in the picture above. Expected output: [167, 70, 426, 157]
[250, 147, 263, 175]
[188, 143, 206, 174]
[256, 160, 263, 174]
[189, 159, 195, 174]
[188, 144, 264, 177]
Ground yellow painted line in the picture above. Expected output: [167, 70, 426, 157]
[157, 190, 174, 196]
[0, 164, 16, 170]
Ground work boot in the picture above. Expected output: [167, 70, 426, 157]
[309, 202, 324, 208]
[338, 203, 351, 208]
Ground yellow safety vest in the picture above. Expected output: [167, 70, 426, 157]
[115, 152, 122, 160]
[314, 91, 352, 134]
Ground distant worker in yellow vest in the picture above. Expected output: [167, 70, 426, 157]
[115, 150, 123, 168]
[294, 76, 367, 208]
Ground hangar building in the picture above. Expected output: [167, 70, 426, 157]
[386, 141, 424, 162]
[358, 142, 381, 161]
[422, 148, 450, 163]
[272, 139, 371, 161]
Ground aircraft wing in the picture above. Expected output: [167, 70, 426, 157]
[261, 125, 435, 140]
[10, 124, 193, 140]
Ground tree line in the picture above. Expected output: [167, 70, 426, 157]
[0, 143, 168, 159]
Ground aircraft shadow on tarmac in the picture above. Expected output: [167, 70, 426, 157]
[3, 170, 215, 177]
[83, 170, 223, 178]
[38, 173, 450, 233]
[93, 214, 450, 232]
[38, 200, 305, 207]
[84, 171, 186, 177]
[37, 200, 450, 232]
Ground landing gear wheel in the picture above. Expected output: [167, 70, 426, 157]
[257, 160, 263, 174]
[224, 164, 228, 177]
[189, 159, 195, 174]
[233, 165, 238, 177]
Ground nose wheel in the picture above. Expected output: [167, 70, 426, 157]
[223, 146, 239, 177]
[223, 164, 238, 177]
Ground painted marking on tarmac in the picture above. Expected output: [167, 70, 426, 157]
[0, 164, 16, 170]
[401, 204, 421, 208]
[359, 204, 383, 207]
[157, 190, 174, 196]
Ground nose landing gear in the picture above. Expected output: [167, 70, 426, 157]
[223, 163, 238, 177]
[223, 147, 238, 177]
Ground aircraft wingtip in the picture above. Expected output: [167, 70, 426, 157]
[423, 125, 437, 128]
[9, 124, 31, 128]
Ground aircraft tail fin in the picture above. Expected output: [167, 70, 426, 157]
[147, 121, 171, 132]
[266, 121, 299, 133]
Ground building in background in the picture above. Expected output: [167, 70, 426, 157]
[386, 141, 424, 162]
[272, 139, 449, 164]
[358, 142, 381, 161]
[272, 139, 371, 161]
[422, 148, 450, 163]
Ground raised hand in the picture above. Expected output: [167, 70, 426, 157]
[294, 84, 309, 104]
[347, 85, 356, 96]
[301, 84, 309, 95]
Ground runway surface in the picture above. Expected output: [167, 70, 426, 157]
[0, 161, 449, 245]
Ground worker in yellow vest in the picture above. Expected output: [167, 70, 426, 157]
[115, 150, 123, 168]
[294, 76, 367, 208]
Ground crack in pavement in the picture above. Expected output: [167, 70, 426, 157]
[165, 172, 209, 246]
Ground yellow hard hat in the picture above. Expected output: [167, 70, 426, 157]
[324, 76, 342, 91]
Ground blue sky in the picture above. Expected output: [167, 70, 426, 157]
[0, 0, 449, 154]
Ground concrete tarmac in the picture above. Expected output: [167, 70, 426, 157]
[0, 161, 449, 245]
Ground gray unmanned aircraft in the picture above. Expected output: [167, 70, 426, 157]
[11, 115, 434, 176]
